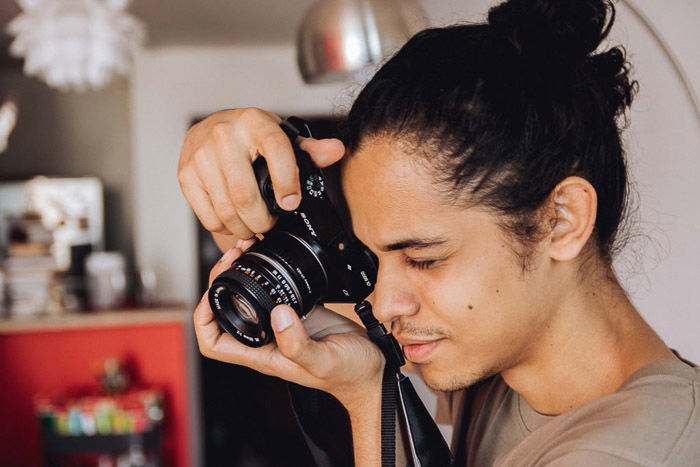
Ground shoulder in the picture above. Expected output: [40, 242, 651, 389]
[539, 360, 700, 466]
[544, 449, 650, 466]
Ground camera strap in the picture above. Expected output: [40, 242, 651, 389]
[354, 301, 453, 467]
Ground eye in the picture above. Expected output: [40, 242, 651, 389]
[405, 257, 436, 270]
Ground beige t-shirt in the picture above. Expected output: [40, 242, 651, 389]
[439, 358, 700, 466]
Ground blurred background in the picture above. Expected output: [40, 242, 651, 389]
[0, 0, 697, 466]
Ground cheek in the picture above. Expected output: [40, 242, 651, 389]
[412, 252, 537, 341]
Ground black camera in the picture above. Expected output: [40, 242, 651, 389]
[208, 117, 378, 347]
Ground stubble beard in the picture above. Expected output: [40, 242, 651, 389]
[421, 364, 501, 392]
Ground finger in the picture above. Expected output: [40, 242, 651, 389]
[298, 137, 346, 168]
[303, 305, 363, 340]
[193, 292, 224, 350]
[208, 247, 241, 286]
[211, 232, 237, 252]
[207, 239, 257, 286]
[193, 293, 252, 362]
[222, 159, 276, 233]
[201, 113, 273, 234]
[196, 166, 255, 239]
[193, 294, 302, 378]
[270, 304, 333, 378]
[179, 171, 230, 234]
[235, 237, 258, 251]
[255, 130, 301, 211]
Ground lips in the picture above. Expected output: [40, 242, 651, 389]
[399, 338, 443, 364]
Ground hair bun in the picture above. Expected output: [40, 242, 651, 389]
[487, 0, 613, 66]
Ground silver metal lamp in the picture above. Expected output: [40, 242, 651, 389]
[297, 0, 428, 84]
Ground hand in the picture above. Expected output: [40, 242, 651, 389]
[195, 240, 385, 409]
[178, 108, 346, 240]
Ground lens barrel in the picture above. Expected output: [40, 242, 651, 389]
[209, 231, 328, 347]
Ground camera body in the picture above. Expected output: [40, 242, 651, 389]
[208, 117, 378, 347]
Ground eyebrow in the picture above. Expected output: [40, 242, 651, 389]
[380, 236, 448, 252]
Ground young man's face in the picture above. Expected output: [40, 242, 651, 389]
[342, 138, 560, 391]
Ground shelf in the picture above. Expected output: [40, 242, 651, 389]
[43, 425, 161, 455]
[0, 307, 190, 334]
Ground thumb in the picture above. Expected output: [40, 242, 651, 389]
[298, 137, 345, 168]
[270, 305, 331, 377]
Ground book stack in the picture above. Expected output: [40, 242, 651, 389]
[2, 214, 61, 317]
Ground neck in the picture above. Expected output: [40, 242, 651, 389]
[501, 262, 676, 415]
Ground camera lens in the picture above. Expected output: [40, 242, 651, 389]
[232, 294, 260, 324]
[209, 231, 329, 347]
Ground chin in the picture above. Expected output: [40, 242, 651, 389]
[419, 364, 499, 392]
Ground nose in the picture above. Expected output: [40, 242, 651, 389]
[369, 264, 419, 324]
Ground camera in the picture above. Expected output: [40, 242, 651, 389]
[208, 117, 378, 347]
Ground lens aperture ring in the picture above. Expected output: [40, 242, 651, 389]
[224, 266, 278, 312]
[258, 232, 328, 315]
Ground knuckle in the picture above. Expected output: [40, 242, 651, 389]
[312, 364, 331, 380]
[239, 107, 263, 123]
[229, 188, 258, 210]
[230, 226, 254, 241]
[283, 337, 311, 363]
[208, 269, 218, 285]
[208, 263, 228, 283]
[177, 166, 196, 188]
[201, 217, 225, 233]
[192, 148, 210, 168]
[283, 342, 304, 361]
[259, 131, 290, 155]
[193, 328, 212, 356]
[255, 214, 276, 233]
[176, 165, 187, 182]
[217, 205, 240, 225]
[210, 121, 233, 144]
[197, 341, 212, 358]
[239, 209, 274, 235]
[274, 175, 299, 197]
[221, 210, 239, 225]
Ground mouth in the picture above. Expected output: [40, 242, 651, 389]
[396, 337, 444, 364]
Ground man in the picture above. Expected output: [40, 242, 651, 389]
[179, 108, 699, 466]
[178, 3, 698, 465]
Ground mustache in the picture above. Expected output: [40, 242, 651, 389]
[391, 320, 449, 339]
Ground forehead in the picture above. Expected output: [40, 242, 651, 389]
[341, 138, 454, 244]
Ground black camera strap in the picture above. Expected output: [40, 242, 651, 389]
[355, 301, 403, 466]
[381, 364, 399, 466]
[354, 301, 453, 467]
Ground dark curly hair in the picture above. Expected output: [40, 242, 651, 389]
[346, 0, 637, 264]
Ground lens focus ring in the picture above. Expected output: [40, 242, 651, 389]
[222, 267, 278, 312]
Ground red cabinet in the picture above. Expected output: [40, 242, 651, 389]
[0, 309, 193, 466]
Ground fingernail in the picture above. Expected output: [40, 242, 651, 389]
[271, 306, 294, 332]
[220, 248, 236, 263]
[282, 194, 299, 210]
[234, 239, 244, 249]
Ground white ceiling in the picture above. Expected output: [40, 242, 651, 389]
[0, 0, 318, 67]
[0, 0, 488, 62]
[128, 0, 316, 46]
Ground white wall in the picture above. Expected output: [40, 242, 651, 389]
[129, 45, 353, 306]
[609, 1, 700, 364]
[130, 1, 700, 363]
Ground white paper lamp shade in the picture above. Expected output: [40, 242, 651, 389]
[6, 0, 146, 92]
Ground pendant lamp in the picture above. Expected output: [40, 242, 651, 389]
[297, 0, 427, 84]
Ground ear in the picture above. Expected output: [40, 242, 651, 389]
[547, 177, 597, 261]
